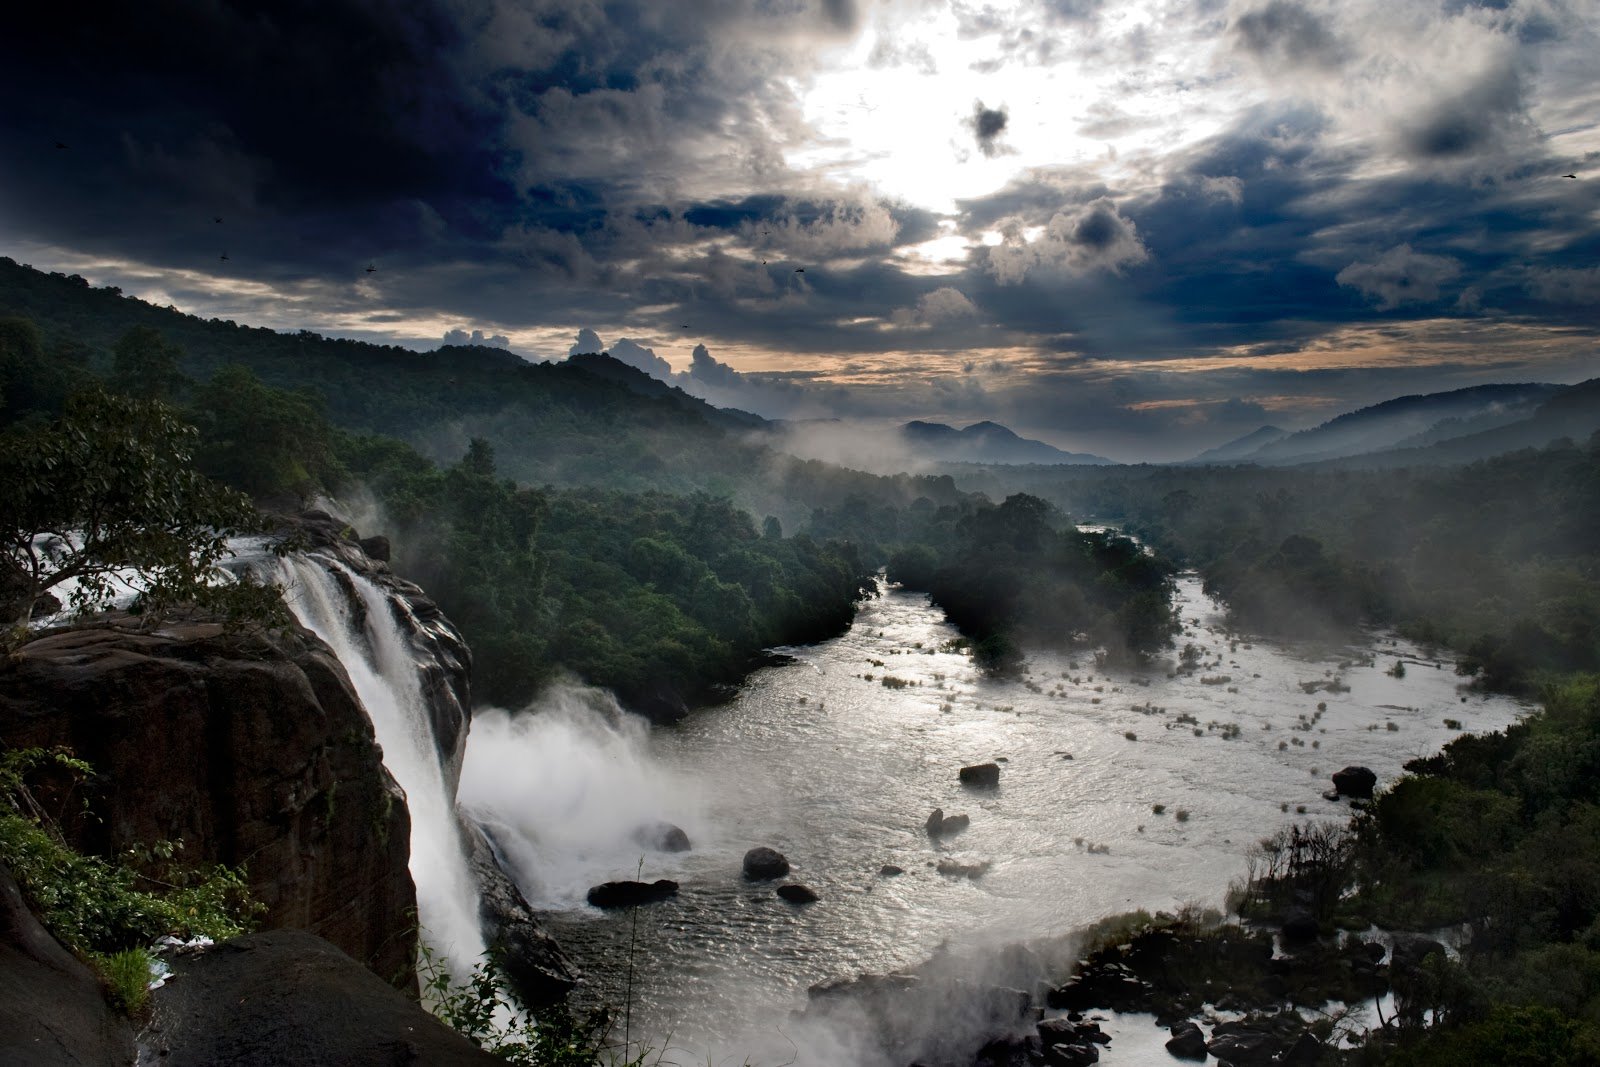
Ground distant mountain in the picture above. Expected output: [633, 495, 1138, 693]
[1316, 377, 1600, 469]
[1183, 425, 1289, 465]
[1221, 384, 1563, 466]
[900, 420, 1114, 465]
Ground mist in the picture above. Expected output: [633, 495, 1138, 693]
[458, 683, 707, 909]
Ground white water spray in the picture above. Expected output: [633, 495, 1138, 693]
[460, 683, 705, 909]
[274, 554, 486, 973]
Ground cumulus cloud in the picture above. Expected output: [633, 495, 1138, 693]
[687, 343, 743, 388]
[894, 286, 980, 327]
[570, 328, 606, 356]
[443, 327, 511, 349]
[985, 198, 1149, 284]
[1335, 244, 1463, 309]
[610, 338, 675, 379]
[967, 101, 1012, 158]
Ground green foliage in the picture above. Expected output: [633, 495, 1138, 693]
[884, 493, 1178, 669]
[96, 948, 154, 1016]
[1384, 1005, 1600, 1067]
[0, 387, 280, 629]
[189, 364, 342, 502]
[0, 748, 263, 958]
[419, 947, 645, 1066]
[110, 326, 188, 401]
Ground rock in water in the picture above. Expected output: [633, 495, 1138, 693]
[777, 884, 819, 904]
[879, 864, 905, 877]
[925, 809, 971, 836]
[632, 821, 692, 852]
[743, 846, 791, 880]
[959, 762, 1001, 788]
[585, 880, 679, 909]
[1281, 907, 1320, 943]
[357, 534, 391, 562]
[1331, 765, 1377, 799]
[1165, 1021, 1207, 1060]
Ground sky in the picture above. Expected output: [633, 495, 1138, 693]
[2, 0, 1597, 461]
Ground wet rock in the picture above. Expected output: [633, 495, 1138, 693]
[925, 808, 970, 836]
[1390, 932, 1446, 970]
[466, 822, 576, 1006]
[742, 846, 790, 880]
[1041, 1040, 1100, 1066]
[935, 858, 990, 879]
[1331, 766, 1377, 799]
[1281, 907, 1320, 943]
[633, 820, 691, 853]
[777, 883, 819, 904]
[1165, 1020, 1208, 1060]
[960, 762, 1002, 788]
[879, 864, 905, 877]
[1206, 1030, 1284, 1066]
[357, 534, 391, 562]
[1281, 1030, 1325, 1065]
[585, 879, 679, 909]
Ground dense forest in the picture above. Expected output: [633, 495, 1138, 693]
[952, 449, 1600, 693]
[0, 261, 1177, 713]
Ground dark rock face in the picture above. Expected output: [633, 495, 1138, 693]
[464, 822, 576, 1006]
[777, 883, 819, 904]
[879, 864, 905, 877]
[0, 621, 417, 988]
[585, 880, 679, 909]
[144, 930, 502, 1066]
[0, 861, 134, 1066]
[959, 762, 1001, 788]
[1165, 1020, 1208, 1060]
[633, 820, 691, 853]
[743, 846, 790, 880]
[1331, 765, 1378, 799]
[357, 534, 392, 562]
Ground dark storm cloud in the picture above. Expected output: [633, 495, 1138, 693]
[967, 102, 1012, 158]
[1398, 58, 1531, 161]
[1233, 1, 1347, 71]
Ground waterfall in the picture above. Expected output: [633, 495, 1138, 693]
[273, 553, 486, 975]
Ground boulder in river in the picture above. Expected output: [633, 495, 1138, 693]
[1331, 765, 1377, 799]
[935, 858, 990, 879]
[585, 880, 679, 909]
[632, 821, 691, 853]
[776, 883, 819, 904]
[1165, 1021, 1207, 1060]
[879, 864, 905, 877]
[742, 846, 790, 880]
[357, 534, 391, 562]
[925, 809, 970, 836]
[1280, 906, 1320, 943]
[959, 762, 1001, 788]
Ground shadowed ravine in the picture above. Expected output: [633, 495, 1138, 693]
[457, 575, 1525, 1065]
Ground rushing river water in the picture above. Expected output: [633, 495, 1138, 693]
[459, 574, 1526, 1065]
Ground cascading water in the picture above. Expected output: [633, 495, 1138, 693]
[273, 553, 486, 974]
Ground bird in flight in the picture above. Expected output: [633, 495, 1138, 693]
[680, 323, 690, 328]
[54, 141, 67, 150]
[214, 216, 223, 223]
[219, 252, 229, 262]
[794, 267, 806, 273]
[365, 264, 377, 273]
[1562, 173, 1578, 179]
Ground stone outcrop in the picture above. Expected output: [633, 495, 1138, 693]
[142, 930, 502, 1066]
[1331, 765, 1378, 799]
[0, 617, 417, 989]
[465, 823, 576, 1006]
[0, 861, 134, 1066]
[959, 762, 1001, 788]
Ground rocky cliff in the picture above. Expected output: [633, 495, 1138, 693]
[0, 614, 419, 988]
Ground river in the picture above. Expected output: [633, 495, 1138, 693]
[458, 574, 1526, 1065]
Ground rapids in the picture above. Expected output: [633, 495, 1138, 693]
[461, 574, 1525, 1065]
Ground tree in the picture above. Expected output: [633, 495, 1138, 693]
[189, 365, 338, 501]
[110, 326, 189, 401]
[1, 388, 271, 630]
